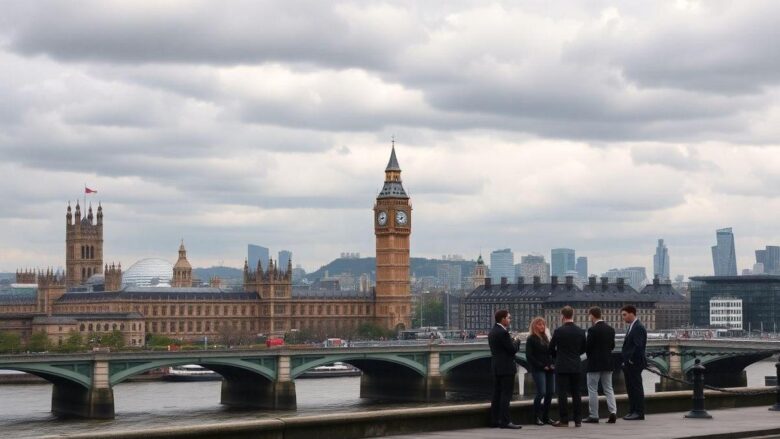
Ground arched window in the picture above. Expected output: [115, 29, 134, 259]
[82, 268, 86, 279]
[112, 323, 117, 330]
[88, 323, 93, 331]
[103, 323, 109, 331]
[80, 324, 85, 331]
[81, 246, 85, 259]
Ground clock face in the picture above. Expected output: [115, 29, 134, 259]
[395, 210, 408, 225]
[377, 211, 388, 226]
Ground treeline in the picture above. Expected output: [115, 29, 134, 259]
[0, 330, 126, 354]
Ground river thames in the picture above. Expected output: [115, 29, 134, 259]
[0, 360, 775, 438]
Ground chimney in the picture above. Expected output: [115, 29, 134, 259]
[617, 277, 625, 290]
[589, 276, 597, 289]
[600, 276, 609, 290]
[533, 276, 541, 288]
[500, 277, 508, 287]
[551, 276, 558, 287]
[565, 275, 574, 288]
[485, 277, 492, 288]
[653, 275, 660, 286]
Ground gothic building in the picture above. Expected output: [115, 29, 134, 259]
[0, 144, 414, 345]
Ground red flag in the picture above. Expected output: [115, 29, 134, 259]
[85, 187, 97, 194]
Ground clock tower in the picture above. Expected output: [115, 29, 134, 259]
[374, 143, 412, 331]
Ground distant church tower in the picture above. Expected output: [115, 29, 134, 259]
[472, 254, 487, 288]
[172, 241, 193, 288]
[373, 142, 412, 331]
[65, 202, 104, 287]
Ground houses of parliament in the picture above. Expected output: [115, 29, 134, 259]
[0, 146, 413, 346]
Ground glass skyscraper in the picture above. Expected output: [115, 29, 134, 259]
[711, 228, 737, 276]
[551, 248, 575, 277]
[653, 239, 670, 280]
[490, 248, 514, 283]
[248, 244, 270, 270]
[576, 256, 588, 280]
[278, 250, 292, 269]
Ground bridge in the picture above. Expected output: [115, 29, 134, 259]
[0, 338, 777, 419]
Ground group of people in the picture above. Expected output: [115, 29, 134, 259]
[488, 305, 647, 429]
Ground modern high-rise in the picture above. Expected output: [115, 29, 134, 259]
[755, 246, 780, 275]
[603, 267, 648, 290]
[278, 250, 292, 270]
[551, 248, 575, 277]
[248, 244, 269, 271]
[490, 249, 514, 283]
[576, 256, 588, 280]
[711, 228, 738, 276]
[654, 239, 670, 281]
[516, 255, 550, 282]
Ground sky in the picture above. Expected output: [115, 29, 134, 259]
[2, 0, 780, 278]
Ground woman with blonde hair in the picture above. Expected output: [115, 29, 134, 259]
[526, 316, 557, 426]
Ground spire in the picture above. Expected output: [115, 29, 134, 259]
[385, 139, 401, 172]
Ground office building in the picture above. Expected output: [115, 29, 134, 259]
[490, 249, 514, 283]
[603, 267, 648, 290]
[516, 255, 550, 283]
[278, 250, 292, 270]
[576, 256, 588, 280]
[755, 246, 780, 275]
[690, 275, 780, 333]
[654, 239, 670, 281]
[551, 248, 575, 277]
[248, 244, 269, 271]
[709, 297, 743, 330]
[711, 228, 738, 276]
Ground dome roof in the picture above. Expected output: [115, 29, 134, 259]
[122, 258, 173, 288]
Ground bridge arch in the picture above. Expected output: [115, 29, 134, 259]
[682, 351, 774, 375]
[109, 358, 276, 386]
[290, 353, 426, 379]
[0, 363, 92, 388]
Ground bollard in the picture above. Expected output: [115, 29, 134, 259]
[684, 358, 712, 419]
[770, 356, 780, 412]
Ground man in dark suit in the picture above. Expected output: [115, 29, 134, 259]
[583, 306, 617, 424]
[620, 305, 647, 420]
[488, 309, 522, 429]
[549, 306, 586, 427]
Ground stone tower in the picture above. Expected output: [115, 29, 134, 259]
[243, 257, 292, 334]
[104, 262, 122, 292]
[473, 254, 487, 288]
[373, 143, 412, 331]
[65, 202, 104, 287]
[15, 269, 36, 284]
[172, 241, 193, 288]
[37, 269, 66, 316]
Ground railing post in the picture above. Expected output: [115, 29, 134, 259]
[685, 358, 712, 419]
[770, 356, 780, 412]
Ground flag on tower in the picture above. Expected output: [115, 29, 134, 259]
[85, 187, 97, 194]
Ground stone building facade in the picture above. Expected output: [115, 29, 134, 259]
[0, 145, 412, 346]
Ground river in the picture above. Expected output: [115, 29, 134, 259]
[0, 360, 775, 438]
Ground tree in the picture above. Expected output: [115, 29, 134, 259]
[58, 330, 83, 353]
[0, 332, 22, 354]
[102, 330, 125, 350]
[147, 334, 177, 347]
[355, 322, 392, 340]
[27, 331, 50, 352]
[412, 297, 446, 328]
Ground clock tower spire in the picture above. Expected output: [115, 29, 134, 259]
[374, 141, 412, 331]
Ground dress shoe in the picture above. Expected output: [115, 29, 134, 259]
[623, 413, 645, 421]
[534, 418, 545, 426]
[607, 413, 617, 423]
[546, 419, 560, 426]
[582, 417, 599, 424]
[499, 423, 522, 429]
[553, 421, 569, 427]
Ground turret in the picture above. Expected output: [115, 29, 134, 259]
[66, 202, 72, 226]
[36, 268, 66, 316]
[87, 204, 94, 224]
[96, 202, 103, 226]
[74, 201, 81, 222]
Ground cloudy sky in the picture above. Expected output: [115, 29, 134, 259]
[2, 1, 780, 279]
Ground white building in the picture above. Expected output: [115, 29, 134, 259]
[709, 297, 743, 329]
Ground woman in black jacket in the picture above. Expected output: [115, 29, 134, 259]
[525, 317, 557, 425]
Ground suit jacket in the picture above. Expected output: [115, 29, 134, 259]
[488, 323, 519, 376]
[549, 322, 586, 374]
[525, 333, 554, 373]
[621, 319, 648, 368]
[586, 320, 616, 372]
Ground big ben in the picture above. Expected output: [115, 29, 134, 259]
[374, 143, 412, 331]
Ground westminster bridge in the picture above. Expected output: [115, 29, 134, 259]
[0, 338, 777, 419]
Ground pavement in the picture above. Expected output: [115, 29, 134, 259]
[388, 406, 780, 439]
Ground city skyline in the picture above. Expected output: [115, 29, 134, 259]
[2, 2, 780, 277]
